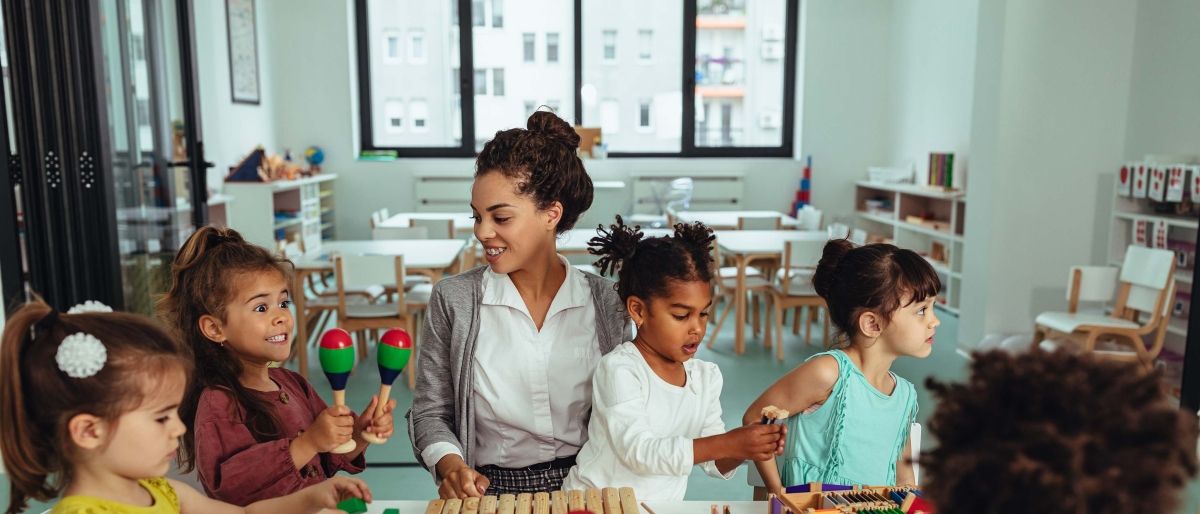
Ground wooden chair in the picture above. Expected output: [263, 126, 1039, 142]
[737, 215, 782, 230]
[334, 254, 432, 388]
[279, 240, 372, 377]
[372, 225, 429, 240]
[1033, 245, 1176, 369]
[771, 239, 830, 361]
[707, 234, 773, 349]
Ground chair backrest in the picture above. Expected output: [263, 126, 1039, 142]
[849, 228, 867, 246]
[781, 238, 826, 295]
[1067, 266, 1119, 303]
[410, 218, 454, 239]
[664, 177, 694, 213]
[280, 238, 305, 260]
[334, 254, 406, 314]
[373, 226, 429, 240]
[379, 207, 390, 220]
[826, 222, 851, 240]
[1118, 245, 1175, 315]
[369, 209, 385, 229]
[738, 215, 782, 230]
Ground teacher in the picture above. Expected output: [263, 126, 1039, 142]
[408, 111, 631, 498]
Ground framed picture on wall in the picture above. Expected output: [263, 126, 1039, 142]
[226, 0, 260, 104]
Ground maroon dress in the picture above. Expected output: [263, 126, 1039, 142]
[193, 367, 366, 505]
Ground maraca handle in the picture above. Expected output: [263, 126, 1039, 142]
[361, 384, 393, 445]
[330, 439, 357, 454]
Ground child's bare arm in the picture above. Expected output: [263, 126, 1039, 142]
[741, 355, 840, 494]
[172, 476, 371, 514]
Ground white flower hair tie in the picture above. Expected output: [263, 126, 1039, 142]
[67, 301, 113, 315]
[56, 332, 107, 379]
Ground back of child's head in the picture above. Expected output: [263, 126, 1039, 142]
[156, 225, 292, 472]
[922, 349, 1197, 514]
[811, 239, 941, 346]
[0, 299, 190, 514]
[588, 215, 715, 301]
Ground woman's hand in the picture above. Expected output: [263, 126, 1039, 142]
[436, 454, 490, 498]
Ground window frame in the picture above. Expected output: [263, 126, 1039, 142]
[355, 0, 797, 158]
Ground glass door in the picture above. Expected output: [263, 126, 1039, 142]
[98, 0, 206, 315]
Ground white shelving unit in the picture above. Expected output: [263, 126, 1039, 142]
[853, 180, 967, 315]
[224, 174, 337, 253]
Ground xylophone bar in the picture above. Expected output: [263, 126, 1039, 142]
[428, 488, 639, 514]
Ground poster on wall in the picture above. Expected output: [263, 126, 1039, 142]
[1133, 164, 1148, 198]
[1116, 163, 1133, 197]
[1166, 166, 1186, 202]
[226, 0, 260, 104]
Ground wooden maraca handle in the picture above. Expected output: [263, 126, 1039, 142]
[361, 384, 392, 445]
[329, 389, 357, 454]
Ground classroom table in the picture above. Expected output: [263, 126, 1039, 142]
[358, 500, 764, 514]
[557, 227, 676, 255]
[716, 230, 829, 354]
[379, 212, 476, 234]
[289, 239, 467, 378]
[673, 210, 802, 230]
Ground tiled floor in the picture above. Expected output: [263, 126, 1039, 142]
[5, 306, 1199, 512]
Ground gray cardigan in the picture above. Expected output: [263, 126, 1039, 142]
[406, 266, 632, 476]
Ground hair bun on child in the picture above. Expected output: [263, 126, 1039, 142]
[812, 238, 855, 300]
[527, 110, 580, 150]
[588, 215, 644, 276]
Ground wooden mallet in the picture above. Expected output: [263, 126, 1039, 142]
[318, 328, 357, 454]
[361, 328, 412, 444]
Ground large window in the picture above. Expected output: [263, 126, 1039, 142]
[356, 0, 796, 157]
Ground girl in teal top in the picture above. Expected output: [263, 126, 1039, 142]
[745, 240, 941, 495]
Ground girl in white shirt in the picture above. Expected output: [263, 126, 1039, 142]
[563, 217, 786, 500]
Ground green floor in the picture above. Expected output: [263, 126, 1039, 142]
[5, 307, 1199, 512]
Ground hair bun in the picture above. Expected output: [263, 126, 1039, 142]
[527, 111, 580, 150]
[812, 238, 855, 300]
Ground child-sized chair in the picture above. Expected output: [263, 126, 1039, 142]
[1033, 244, 1176, 368]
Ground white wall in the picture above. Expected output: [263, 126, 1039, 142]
[194, 0, 279, 192]
[958, 0, 1138, 345]
[1123, 0, 1200, 161]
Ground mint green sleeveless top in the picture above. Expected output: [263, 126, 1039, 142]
[780, 349, 918, 487]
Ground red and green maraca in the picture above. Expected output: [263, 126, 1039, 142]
[361, 328, 412, 445]
[318, 328, 357, 454]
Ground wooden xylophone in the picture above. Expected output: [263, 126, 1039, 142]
[426, 488, 639, 514]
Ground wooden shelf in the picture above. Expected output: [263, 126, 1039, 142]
[895, 219, 963, 242]
[273, 218, 303, 230]
[855, 180, 965, 200]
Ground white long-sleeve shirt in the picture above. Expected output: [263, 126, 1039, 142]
[421, 257, 600, 469]
[563, 342, 734, 500]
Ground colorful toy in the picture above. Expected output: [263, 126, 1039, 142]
[319, 328, 357, 454]
[361, 328, 412, 445]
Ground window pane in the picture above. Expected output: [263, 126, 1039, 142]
[474, 68, 488, 95]
[602, 29, 616, 62]
[492, 0, 503, 28]
[524, 100, 537, 116]
[473, 2, 574, 151]
[638, 29, 652, 62]
[522, 32, 535, 62]
[493, 68, 505, 96]
[367, 0, 461, 148]
[409, 30, 426, 63]
[472, 0, 485, 26]
[582, 0, 682, 152]
[695, 0, 785, 147]
[546, 32, 560, 63]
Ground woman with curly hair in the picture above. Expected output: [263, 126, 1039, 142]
[922, 350, 1198, 514]
[407, 111, 631, 498]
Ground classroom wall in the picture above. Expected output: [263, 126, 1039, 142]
[1123, 0, 1200, 162]
[194, 0, 279, 192]
[958, 0, 1138, 345]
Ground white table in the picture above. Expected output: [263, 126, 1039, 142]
[716, 231, 829, 354]
[557, 227, 676, 256]
[379, 212, 476, 234]
[290, 239, 467, 378]
[360, 500, 764, 514]
[674, 211, 801, 230]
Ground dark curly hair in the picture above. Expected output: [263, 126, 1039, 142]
[475, 110, 593, 234]
[588, 215, 716, 301]
[922, 350, 1198, 514]
[811, 239, 941, 347]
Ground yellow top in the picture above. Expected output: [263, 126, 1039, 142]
[52, 478, 181, 514]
